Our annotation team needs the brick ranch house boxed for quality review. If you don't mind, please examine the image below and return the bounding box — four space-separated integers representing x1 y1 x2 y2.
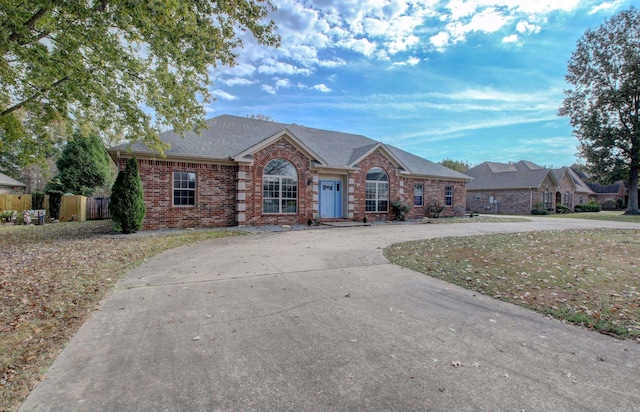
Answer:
465 161 562 215
108 115 470 230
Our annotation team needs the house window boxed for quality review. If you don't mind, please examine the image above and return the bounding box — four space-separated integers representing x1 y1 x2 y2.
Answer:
263 159 298 214
173 172 196 206
445 186 453 206
365 167 389 212
414 184 423 207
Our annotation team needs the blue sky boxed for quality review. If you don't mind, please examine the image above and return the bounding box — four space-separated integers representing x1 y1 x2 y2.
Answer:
205 0 636 168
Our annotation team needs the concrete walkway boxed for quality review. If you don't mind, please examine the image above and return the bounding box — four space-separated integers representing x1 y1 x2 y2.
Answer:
21 218 640 411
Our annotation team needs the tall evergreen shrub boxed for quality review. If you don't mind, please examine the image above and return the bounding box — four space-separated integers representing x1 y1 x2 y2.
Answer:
47 191 63 220
109 157 146 234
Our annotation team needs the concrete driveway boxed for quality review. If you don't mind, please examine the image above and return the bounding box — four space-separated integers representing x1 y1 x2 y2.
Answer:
21 218 640 411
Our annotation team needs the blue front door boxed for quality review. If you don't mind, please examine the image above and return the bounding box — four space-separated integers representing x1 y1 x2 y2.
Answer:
319 180 342 218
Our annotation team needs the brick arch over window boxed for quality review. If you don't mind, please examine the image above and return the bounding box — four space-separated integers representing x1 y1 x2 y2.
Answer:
249 138 314 225
262 158 298 214
352 150 402 222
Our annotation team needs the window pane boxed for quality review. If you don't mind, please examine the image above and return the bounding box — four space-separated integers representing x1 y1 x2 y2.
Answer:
173 172 196 206
378 200 388 212
379 183 389 200
265 159 297 176
263 199 279 214
366 167 388 181
282 199 297 213
366 200 376 212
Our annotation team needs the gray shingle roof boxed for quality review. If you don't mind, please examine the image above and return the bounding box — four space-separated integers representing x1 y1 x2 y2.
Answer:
466 161 554 190
0 172 26 187
587 181 625 194
109 114 469 181
552 167 594 194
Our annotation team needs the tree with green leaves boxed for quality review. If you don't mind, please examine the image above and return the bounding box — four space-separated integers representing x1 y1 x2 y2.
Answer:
109 157 145 234
439 158 472 173
559 7 640 215
53 132 113 196
0 0 280 169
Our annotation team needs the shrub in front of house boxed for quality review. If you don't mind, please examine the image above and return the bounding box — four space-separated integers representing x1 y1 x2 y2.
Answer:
574 200 601 213
425 201 445 218
391 199 411 221
109 157 146 234
555 204 571 214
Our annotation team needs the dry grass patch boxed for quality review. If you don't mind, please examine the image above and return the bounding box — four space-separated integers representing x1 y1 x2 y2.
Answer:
384 229 640 342
0 220 243 411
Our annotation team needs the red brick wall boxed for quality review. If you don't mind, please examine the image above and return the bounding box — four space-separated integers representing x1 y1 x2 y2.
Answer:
351 150 400 222
118 158 237 230
247 138 315 226
403 177 466 219
118 144 468 229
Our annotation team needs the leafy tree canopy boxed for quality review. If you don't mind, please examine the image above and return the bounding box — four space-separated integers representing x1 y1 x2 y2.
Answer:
439 158 472 173
0 0 280 168
53 131 113 196
559 7 640 214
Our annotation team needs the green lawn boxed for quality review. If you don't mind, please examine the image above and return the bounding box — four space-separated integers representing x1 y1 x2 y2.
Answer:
385 229 640 343
544 211 640 223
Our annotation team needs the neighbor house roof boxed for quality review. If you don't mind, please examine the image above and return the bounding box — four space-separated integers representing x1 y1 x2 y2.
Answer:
587 181 626 195
0 172 26 188
552 167 594 195
466 161 558 190
109 114 469 181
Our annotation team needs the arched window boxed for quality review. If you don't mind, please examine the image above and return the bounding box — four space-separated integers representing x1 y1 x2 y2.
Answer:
365 167 389 212
263 159 298 214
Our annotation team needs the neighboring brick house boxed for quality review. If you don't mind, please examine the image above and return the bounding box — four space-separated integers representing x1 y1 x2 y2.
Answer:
108 115 469 230
552 167 594 209
465 161 560 215
569 164 628 208
0 172 26 194
586 181 627 209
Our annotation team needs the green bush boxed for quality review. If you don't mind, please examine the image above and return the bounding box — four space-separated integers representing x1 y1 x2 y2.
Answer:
426 201 445 218
575 200 601 213
391 199 411 221
616 198 625 209
47 190 63 220
531 208 549 215
109 157 146 234
555 204 571 214
32 192 46 210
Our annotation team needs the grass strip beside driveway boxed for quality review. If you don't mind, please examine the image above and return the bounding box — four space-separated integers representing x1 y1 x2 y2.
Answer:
384 229 640 342
0 220 243 412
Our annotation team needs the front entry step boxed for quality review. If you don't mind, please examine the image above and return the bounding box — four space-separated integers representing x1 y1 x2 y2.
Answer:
320 219 371 227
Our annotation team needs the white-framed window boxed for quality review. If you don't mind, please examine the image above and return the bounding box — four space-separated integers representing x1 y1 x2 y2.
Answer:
365 167 389 212
414 184 424 207
445 186 453 206
173 172 196 206
263 159 298 214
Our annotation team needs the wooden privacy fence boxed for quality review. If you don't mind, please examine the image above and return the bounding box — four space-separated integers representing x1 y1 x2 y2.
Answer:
87 197 110 220
59 195 87 222
1 194 111 222
0 194 32 212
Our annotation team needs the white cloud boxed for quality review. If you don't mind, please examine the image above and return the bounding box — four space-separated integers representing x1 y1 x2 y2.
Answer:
390 56 421 68
588 0 625 15
222 77 256 87
502 34 519 44
262 85 276 95
275 78 292 88
311 84 332 92
210 90 237 101
516 20 540 34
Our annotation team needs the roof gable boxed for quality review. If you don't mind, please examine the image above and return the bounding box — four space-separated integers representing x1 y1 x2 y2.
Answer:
467 161 557 190
0 172 26 187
